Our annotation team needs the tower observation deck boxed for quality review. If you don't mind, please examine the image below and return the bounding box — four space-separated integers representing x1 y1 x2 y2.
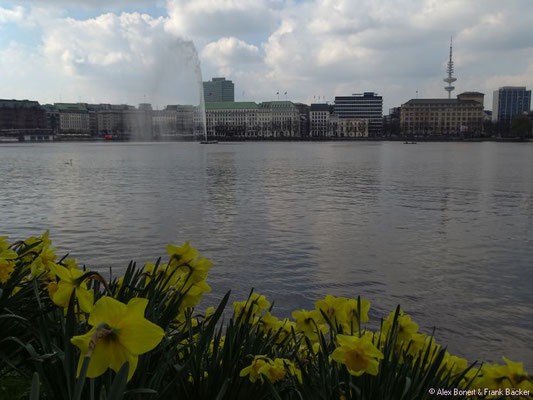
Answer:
443 38 456 99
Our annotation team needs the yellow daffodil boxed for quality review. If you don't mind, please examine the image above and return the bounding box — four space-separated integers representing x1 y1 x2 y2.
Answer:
234 293 271 318
204 306 215 319
71 296 164 381
259 358 287 383
49 263 94 313
0 247 17 284
167 241 199 267
63 258 79 270
382 309 419 343
23 231 52 253
260 312 280 333
179 257 212 283
441 352 468 376
497 357 533 391
0 236 11 251
240 356 272 383
272 319 296 343
30 247 57 278
292 309 324 340
315 295 348 325
343 298 371 329
331 334 384 376
180 280 212 309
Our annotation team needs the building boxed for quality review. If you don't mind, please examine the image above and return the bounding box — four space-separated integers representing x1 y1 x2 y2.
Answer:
205 102 261 138
259 101 300 137
55 103 90 135
203 77 235 103
96 104 128 136
42 104 60 134
123 103 153 140
334 92 383 137
293 103 310 137
0 99 47 130
310 103 332 137
383 107 401 137
400 92 484 136
336 117 368 137
492 86 531 122
0 99 51 141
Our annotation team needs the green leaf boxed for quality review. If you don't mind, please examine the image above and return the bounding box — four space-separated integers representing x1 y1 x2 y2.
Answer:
30 372 40 400
106 362 130 400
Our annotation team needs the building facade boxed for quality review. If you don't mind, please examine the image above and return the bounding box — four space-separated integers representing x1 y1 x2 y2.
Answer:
259 101 300 137
401 92 484 136
205 102 261 137
492 86 531 122
204 101 301 138
310 103 332 137
55 103 90 135
336 118 368 137
0 99 47 130
334 92 383 137
293 103 310 137
203 77 235 103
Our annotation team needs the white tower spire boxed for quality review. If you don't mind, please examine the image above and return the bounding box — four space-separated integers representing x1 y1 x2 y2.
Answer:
443 37 456 99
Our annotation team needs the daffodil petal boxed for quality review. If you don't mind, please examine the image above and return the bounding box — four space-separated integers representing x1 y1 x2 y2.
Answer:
126 297 148 318
49 263 71 281
76 287 94 313
88 296 127 327
86 339 113 379
53 282 74 307
71 328 95 354
118 317 164 355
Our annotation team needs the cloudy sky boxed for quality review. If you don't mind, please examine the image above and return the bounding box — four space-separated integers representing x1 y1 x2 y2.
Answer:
1 0 533 111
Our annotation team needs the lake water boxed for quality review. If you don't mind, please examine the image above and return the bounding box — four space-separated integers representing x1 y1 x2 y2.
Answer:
1 141 532 367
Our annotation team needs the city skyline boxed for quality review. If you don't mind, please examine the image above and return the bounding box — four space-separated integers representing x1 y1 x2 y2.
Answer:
1 1 533 110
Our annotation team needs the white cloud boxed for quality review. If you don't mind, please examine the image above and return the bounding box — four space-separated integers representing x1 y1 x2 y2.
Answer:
1 0 533 111
165 0 281 39
1 9 204 107
202 37 261 69
0 5 25 23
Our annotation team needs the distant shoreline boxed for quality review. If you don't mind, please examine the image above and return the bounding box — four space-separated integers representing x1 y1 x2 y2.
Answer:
1 136 531 144
0 136 533 144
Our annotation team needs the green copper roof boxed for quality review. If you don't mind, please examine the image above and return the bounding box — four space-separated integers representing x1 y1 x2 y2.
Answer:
54 103 88 112
259 101 295 109
205 102 258 110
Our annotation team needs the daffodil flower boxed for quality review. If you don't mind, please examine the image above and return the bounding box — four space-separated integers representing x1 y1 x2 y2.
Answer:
331 334 384 376
0 247 17 284
49 263 94 313
240 356 272 383
71 296 165 381
315 295 348 325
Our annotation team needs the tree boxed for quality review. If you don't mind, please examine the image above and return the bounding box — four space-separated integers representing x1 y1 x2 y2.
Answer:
510 114 532 139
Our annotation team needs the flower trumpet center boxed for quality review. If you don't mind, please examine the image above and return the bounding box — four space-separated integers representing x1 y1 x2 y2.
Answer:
345 349 368 372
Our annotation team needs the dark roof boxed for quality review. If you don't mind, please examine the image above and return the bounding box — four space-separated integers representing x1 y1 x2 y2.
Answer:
459 92 484 96
0 99 41 109
54 103 88 112
310 103 330 111
403 99 481 106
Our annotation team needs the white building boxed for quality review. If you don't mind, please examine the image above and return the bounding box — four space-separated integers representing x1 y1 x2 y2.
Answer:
55 103 90 135
260 101 300 137
310 103 332 137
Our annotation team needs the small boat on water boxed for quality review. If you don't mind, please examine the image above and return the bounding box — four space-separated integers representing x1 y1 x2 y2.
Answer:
403 141 417 144
200 140 218 144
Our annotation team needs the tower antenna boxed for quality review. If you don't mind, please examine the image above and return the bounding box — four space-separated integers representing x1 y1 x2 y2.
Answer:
443 37 456 99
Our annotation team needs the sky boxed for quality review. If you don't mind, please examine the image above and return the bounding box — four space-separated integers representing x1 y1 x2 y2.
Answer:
1 0 533 111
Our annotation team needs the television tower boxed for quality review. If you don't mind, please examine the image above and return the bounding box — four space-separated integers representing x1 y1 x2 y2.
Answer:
443 37 456 99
